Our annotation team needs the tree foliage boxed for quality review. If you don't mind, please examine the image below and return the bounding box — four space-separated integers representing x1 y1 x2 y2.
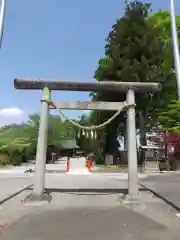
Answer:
88 1 179 158
0 113 76 165
76 114 99 153
157 101 180 133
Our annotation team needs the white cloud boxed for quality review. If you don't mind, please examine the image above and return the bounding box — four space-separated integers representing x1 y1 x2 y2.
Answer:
0 107 24 117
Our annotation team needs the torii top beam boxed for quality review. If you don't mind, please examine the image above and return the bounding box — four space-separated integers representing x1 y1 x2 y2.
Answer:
14 78 161 92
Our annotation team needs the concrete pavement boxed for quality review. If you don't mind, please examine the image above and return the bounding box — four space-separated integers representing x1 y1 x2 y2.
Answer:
0 173 180 239
0 158 67 174
0 157 91 204
0 169 172 207
2 205 178 240
0 175 32 204
141 172 180 211
1 162 180 239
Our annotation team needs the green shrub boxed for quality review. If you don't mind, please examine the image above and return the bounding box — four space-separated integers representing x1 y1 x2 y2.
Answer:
0 153 11 165
9 150 24 166
0 141 32 166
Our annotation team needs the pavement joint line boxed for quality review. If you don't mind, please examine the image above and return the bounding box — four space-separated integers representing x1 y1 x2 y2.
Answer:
140 183 180 213
0 184 33 206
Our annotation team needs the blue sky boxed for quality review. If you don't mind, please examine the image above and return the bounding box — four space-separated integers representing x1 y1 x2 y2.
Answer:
0 0 180 126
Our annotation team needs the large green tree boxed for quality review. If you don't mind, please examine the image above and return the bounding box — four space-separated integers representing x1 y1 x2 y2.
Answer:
89 1 178 161
150 10 180 133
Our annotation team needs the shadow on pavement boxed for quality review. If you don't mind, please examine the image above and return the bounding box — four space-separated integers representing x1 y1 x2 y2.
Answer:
0 205 172 240
27 186 146 195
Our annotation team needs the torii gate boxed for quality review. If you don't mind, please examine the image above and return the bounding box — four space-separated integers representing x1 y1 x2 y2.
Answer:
14 78 161 203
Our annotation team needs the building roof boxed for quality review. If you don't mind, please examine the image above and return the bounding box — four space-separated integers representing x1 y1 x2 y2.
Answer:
60 139 79 149
140 145 162 150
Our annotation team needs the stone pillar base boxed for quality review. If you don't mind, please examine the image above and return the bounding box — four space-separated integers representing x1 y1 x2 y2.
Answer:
118 193 144 210
22 192 52 206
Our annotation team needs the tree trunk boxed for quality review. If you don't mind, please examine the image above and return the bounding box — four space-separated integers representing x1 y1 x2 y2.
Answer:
124 131 128 161
138 111 147 165
139 111 147 146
